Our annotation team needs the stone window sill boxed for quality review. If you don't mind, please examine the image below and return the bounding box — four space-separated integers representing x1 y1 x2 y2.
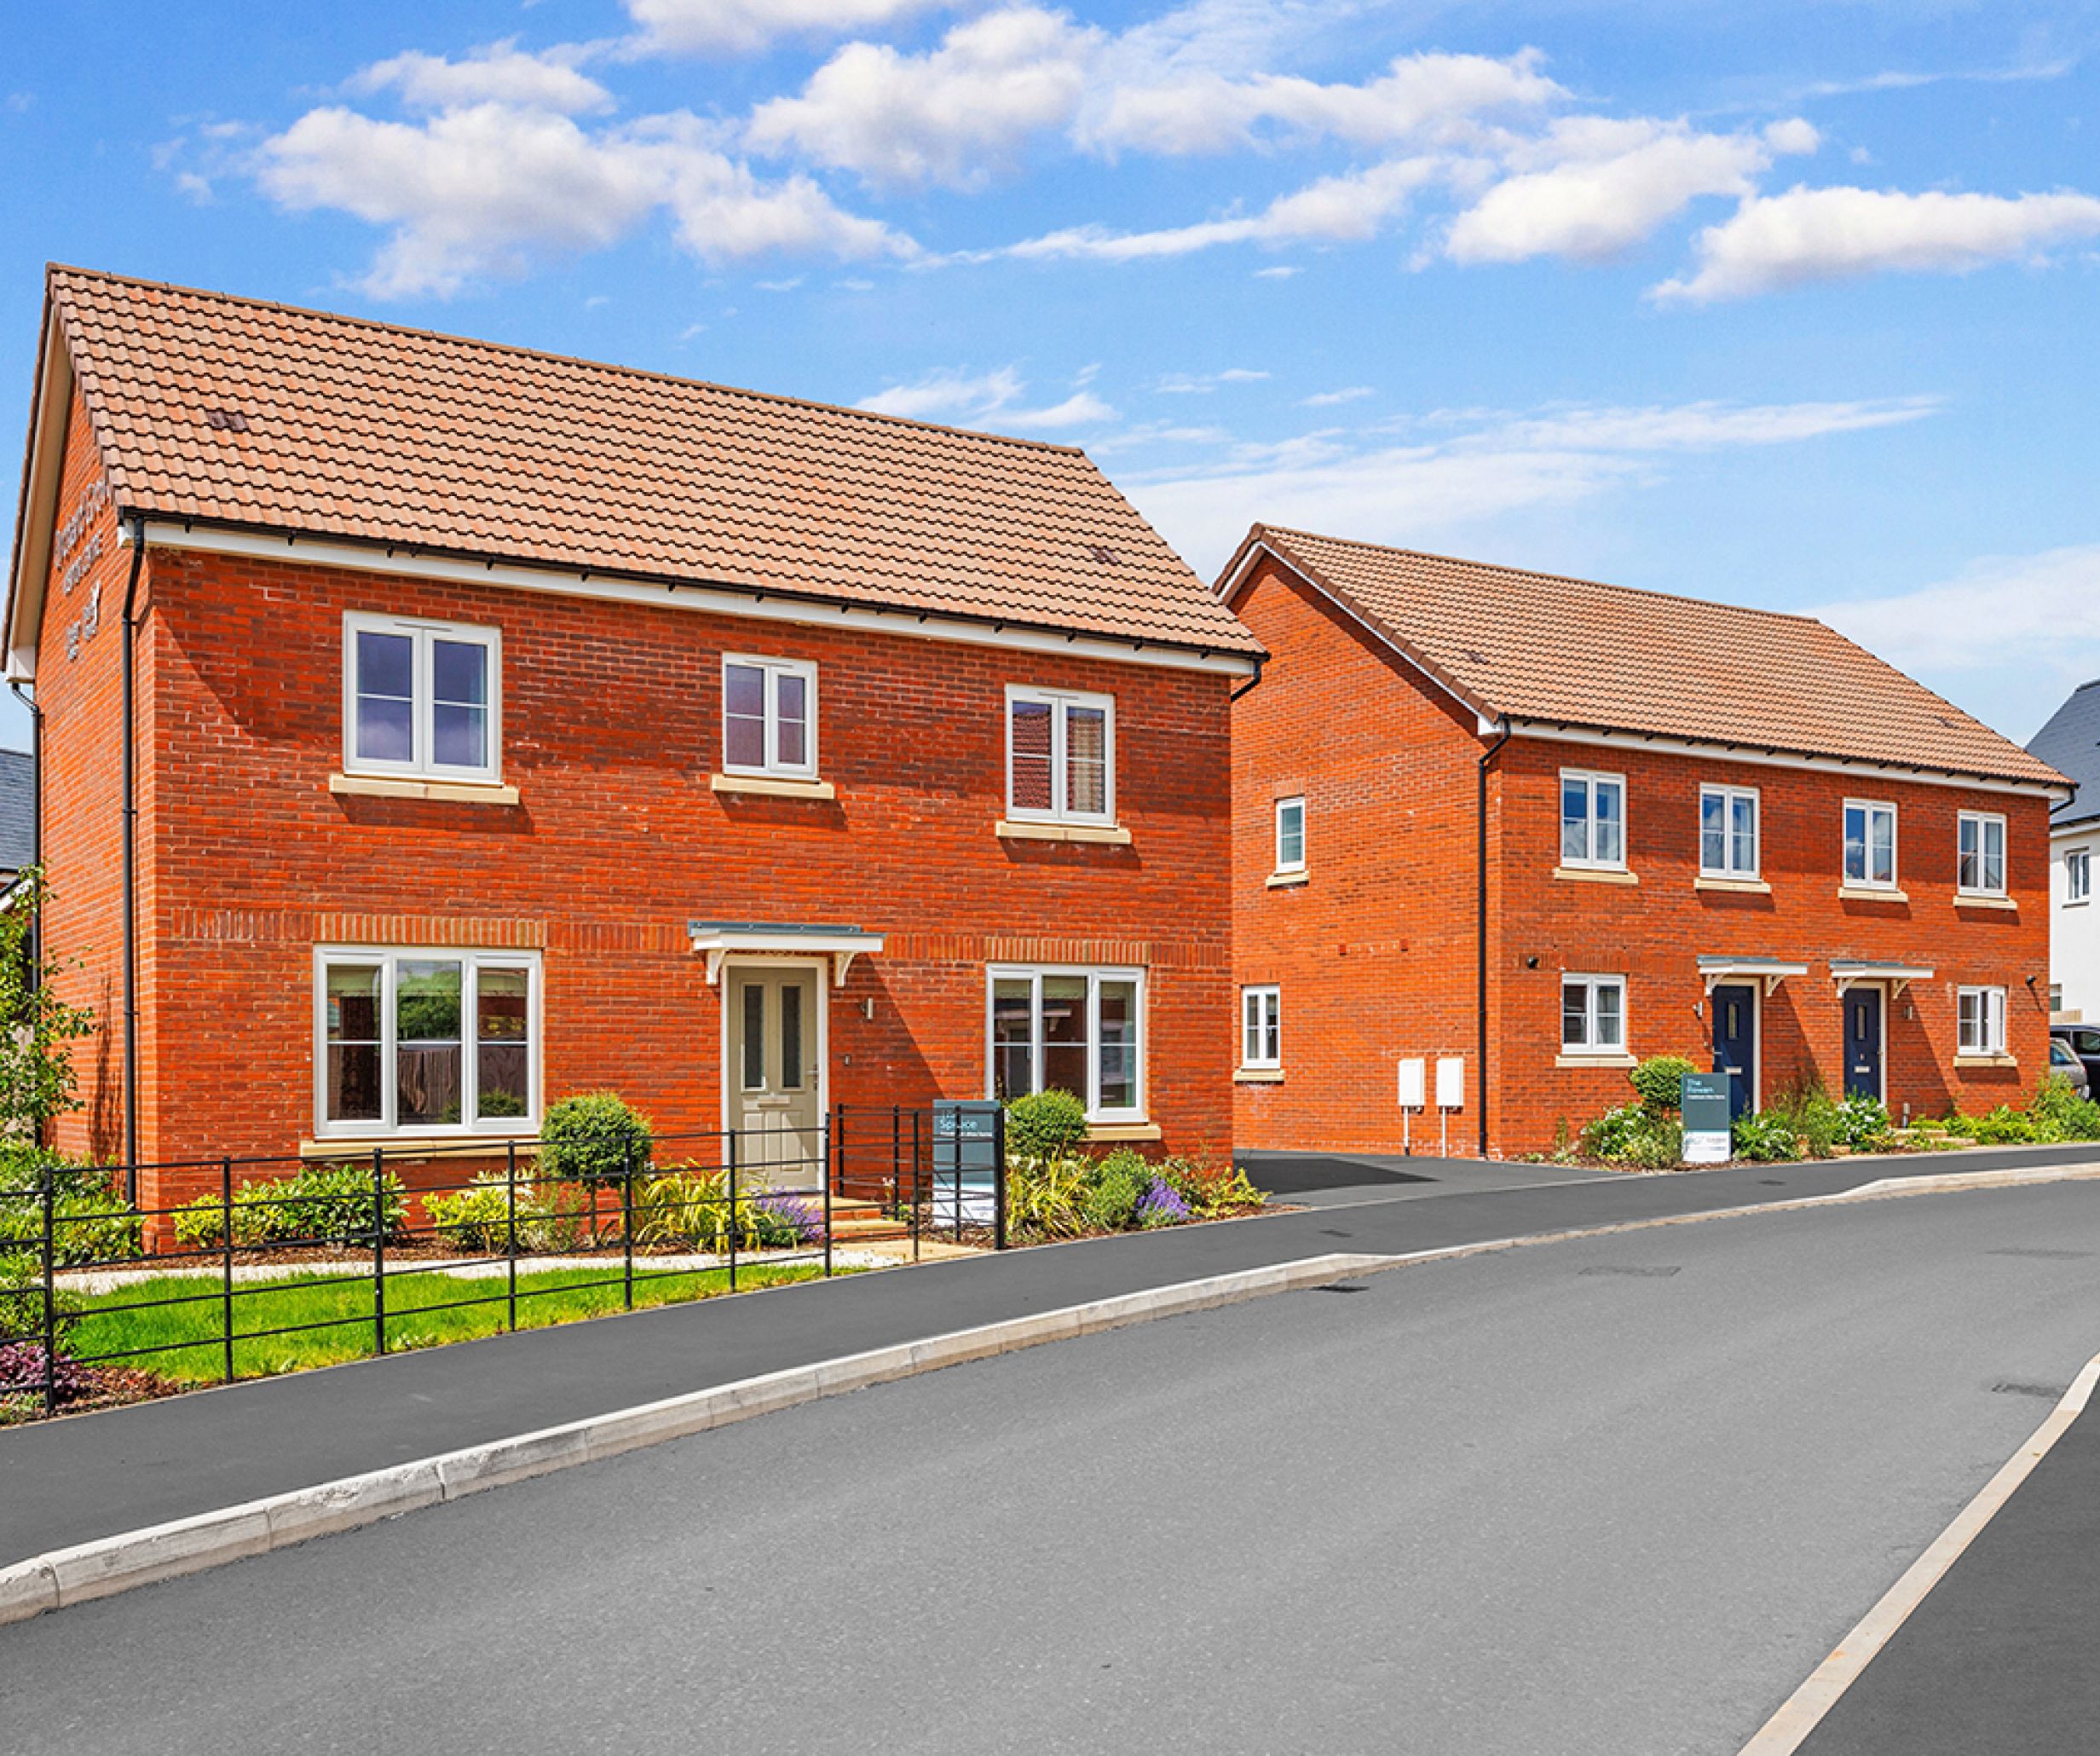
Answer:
1085 1120 1162 1142
1694 875 1771 894
330 772 519 806
711 771 835 800
1235 1067 1284 1083
1554 865 1637 887
301 1134 540 1161
1953 1054 2018 1069
1555 1053 1637 1069
1953 892 2017 910
996 819 1133 846
1266 870 1308 889
1838 885 1908 903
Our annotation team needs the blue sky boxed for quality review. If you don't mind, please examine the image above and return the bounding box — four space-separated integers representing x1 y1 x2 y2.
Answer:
4 0 2098 755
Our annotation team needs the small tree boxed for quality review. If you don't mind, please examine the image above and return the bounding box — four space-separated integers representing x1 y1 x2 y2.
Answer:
0 869 95 1143
539 1091 655 1186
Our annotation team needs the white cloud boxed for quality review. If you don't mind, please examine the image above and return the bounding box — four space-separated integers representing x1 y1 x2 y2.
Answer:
1078 47 1562 157
258 103 910 297
1001 390 1119 428
1000 155 1437 261
1654 184 2100 303
746 9 1095 188
1301 385 1372 407
1813 544 2100 740
857 365 1024 418
623 0 946 56
1253 264 1300 279
350 41 613 114
1155 367 1268 392
1123 395 1937 574
1445 116 1819 264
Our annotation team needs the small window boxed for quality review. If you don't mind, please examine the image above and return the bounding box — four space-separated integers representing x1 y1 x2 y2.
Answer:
1958 812 2007 896
1957 986 2006 1056
1843 800 1898 888
1700 786 1759 879
2067 848 2091 904
1006 687 1115 825
1274 799 1306 874
988 966 1142 1120
1561 974 1627 1055
722 655 817 778
1560 771 1626 869
343 614 500 783
316 948 538 1135
1241 986 1281 1069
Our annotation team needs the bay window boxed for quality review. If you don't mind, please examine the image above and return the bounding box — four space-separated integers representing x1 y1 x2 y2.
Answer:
989 966 1143 1121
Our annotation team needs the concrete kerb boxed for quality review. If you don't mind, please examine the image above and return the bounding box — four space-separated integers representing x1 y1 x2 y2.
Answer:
4 1158 2095 1632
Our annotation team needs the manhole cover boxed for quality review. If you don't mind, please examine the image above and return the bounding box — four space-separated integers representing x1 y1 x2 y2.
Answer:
1579 1265 1682 1278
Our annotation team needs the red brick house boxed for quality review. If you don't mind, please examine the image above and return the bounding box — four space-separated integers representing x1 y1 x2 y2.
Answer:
1224 526 2068 1157
4 267 1260 1211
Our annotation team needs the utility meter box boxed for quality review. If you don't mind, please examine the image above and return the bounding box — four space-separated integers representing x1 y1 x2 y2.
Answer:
1435 1056 1465 1111
1397 1057 1427 1109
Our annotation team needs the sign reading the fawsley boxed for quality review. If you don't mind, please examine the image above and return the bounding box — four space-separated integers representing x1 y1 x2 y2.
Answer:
1682 1072 1733 1164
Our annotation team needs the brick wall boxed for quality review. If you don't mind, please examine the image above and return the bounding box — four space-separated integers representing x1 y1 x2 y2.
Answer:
40 534 1235 1208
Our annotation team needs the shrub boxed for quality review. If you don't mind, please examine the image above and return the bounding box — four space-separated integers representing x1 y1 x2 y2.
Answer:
2028 1074 2100 1142
1007 1150 1092 1239
0 1255 80 1349
1581 1105 1647 1159
750 1193 820 1248
1082 1147 1149 1232
1961 1105 2039 1145
1628 1056 1699 1118
1622 1117 1684 1170
1732 1112 1803 1162
632 1170 736 1251
0 1170 143 1267
1834 1095 1894 1151
539 1092 655 1187
0 1341 90 1405
1004 1089 1090 1164
423 1174 557 1254
1135 1178 1191 1227
171 1165 408 1249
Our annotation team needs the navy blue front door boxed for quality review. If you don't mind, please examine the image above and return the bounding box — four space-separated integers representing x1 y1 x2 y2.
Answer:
1711 984 1757 1121
1844 987 1884 1099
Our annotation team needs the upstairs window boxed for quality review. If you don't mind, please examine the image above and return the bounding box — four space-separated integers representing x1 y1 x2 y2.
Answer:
2068 847 2091 904
1274 798 1306 874
344 614 500 783
723 655 817 778
1699 785 1759 880
1241 986 1281 1069
1957 986 2006 1056
1843 800 1898 889
1958 812 2007 897
1007 687 1115 825
1561 771 1626 869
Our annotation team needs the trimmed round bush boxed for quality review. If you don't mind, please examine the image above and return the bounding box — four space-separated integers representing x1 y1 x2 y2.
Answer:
1628 1055 1699 1118
1004 1089 1089 1163
539 1091 655 1185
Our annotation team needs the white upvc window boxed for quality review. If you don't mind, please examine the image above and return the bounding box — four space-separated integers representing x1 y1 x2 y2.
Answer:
1843 800 1899 889
314 948 540 1136
1006 686 1116 825
2068 847 2091 905
1561 769 1626 869
1561 974 1627 1055
1274 798 1306 874
1957 985 2007 1056
1241 985 1281 1069
1958 812 2007 896
723 654 817 778
1699 784 1760 879
987 966 1144 1122
343 613 500 783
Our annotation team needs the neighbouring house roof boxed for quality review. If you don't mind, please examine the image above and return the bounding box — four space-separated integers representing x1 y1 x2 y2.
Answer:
9 266 1258 666
1224 524 2065 791
2027 680 2100 827
0 747 31 875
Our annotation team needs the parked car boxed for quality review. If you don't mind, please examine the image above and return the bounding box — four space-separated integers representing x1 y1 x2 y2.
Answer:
2048 1028 2092 1097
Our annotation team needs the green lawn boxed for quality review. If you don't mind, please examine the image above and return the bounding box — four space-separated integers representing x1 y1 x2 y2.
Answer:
67 1258 844 1385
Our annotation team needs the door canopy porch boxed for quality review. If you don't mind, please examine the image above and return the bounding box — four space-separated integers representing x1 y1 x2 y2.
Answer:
687 921 885 987
1697 956 1809 997
1829 960 1934 999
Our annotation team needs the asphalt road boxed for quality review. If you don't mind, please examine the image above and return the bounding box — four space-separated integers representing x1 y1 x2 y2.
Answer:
4 1180 2096 1755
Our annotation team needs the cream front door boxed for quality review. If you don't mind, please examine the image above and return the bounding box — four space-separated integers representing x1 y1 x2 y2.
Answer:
726 966 822 1188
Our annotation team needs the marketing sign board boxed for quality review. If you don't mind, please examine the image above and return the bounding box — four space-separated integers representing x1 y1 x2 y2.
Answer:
1681 1071 1734 1164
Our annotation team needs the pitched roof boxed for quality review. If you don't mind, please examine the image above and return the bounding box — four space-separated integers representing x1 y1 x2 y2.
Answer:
2026 680 2100 824
20 266 1255 656
1229 525 2064 789
0 747 30 875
